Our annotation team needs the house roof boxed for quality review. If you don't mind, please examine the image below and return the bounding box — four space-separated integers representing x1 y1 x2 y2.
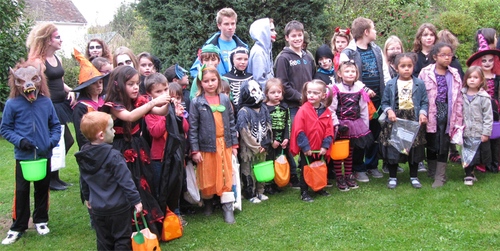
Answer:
25 0 87 24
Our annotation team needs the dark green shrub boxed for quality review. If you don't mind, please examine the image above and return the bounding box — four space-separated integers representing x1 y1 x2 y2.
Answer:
0 0 31 110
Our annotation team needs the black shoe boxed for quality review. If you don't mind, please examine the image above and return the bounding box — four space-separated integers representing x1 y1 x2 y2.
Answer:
49 180 67 191
264 185 277 195
57 179 73 186
301 191 314 202
315 189 331 197
271 183 283 193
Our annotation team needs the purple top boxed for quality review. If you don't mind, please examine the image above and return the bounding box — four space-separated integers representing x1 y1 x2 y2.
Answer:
436 73 448 103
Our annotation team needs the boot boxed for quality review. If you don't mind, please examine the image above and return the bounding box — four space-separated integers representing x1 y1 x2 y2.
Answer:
222 203 235 224
49 172 67 191
203 199 213 216
432 162 447 188
427 159 437 178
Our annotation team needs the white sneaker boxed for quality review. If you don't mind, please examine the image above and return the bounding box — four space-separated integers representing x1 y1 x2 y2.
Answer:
1 230 22 245
35 223 50 235
249 197 261 203
257 194 269 201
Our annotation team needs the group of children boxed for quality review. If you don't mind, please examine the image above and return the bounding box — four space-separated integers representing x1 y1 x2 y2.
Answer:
3 13 500 250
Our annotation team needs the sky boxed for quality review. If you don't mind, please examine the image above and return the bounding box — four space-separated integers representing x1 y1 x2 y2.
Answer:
71 0 137 26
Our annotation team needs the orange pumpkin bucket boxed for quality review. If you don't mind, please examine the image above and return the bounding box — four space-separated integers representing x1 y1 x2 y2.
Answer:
330 140 350 160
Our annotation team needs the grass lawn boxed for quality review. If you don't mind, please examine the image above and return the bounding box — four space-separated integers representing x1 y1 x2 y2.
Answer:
1 125 500 250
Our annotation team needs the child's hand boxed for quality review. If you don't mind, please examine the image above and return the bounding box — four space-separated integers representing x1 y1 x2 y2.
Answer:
85 201 91 209
153 93 170 106
193 152 203 163
232 148 238 157
281 139 289 149
481 135 489 142
272 140 280 149
259 147 266 153
320 147 327 156
175 104 184 117
387 110 397 122
135 202 143 214
419 114 428 125
304 150 312 156
367 89 376 98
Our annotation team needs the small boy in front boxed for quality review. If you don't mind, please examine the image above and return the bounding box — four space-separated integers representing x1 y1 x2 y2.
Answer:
74 111 142 251
274 20 315 123
339 17 391 182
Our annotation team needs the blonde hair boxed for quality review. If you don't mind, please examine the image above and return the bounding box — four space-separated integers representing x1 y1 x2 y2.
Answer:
264 78 284 102
331 29 353 54
26 23 58 61
216 8 237 24
384 35 404 65
437 30 459 53
301 79 333 107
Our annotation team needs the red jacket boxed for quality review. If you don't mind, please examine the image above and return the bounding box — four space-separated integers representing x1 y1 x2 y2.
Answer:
145 114 167 160
290 102 334 158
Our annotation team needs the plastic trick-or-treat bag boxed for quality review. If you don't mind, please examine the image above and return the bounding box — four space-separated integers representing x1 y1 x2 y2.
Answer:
388 118 420 155
461 137 482 168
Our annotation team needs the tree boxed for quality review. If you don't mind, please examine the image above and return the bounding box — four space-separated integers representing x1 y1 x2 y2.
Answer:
111 2 151 56
0 0 32 110
137 0 328 72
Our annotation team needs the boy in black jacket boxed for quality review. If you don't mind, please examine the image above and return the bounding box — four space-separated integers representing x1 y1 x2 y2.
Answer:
74 111 142 251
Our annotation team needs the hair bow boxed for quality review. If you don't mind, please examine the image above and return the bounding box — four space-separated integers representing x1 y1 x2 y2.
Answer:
197 64 207 81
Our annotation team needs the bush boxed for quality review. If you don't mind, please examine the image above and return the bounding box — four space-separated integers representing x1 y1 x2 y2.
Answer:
436 11 477 66
61 56 80 89
137 0 328 71
0 0 32 110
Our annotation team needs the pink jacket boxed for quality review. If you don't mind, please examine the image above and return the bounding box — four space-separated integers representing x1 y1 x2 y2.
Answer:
418 64 463 134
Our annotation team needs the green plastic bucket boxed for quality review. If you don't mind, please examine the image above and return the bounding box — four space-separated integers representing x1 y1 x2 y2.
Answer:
253 160 275 182
20 159 47 181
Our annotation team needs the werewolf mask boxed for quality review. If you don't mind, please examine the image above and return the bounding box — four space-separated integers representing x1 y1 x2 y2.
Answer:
10 65 42 102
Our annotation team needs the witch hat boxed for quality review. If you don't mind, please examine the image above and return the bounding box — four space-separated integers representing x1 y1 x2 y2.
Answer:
72 48 108 92
466 33 500 75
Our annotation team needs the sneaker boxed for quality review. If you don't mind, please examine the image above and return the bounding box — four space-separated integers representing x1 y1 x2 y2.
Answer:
249 197 261 204
1 231 22 245
301 191 314 202
354 171 369 182
336 175 350 191
367 169 383 178
410 178 422 188
464 176 476 186
387 178 397 189
345 173 359 189
325 182 334 188
264 185 277 195
35 223 49 235
257 194 269 201
397 166 404 173
289 174 301 189
382 165 389 174
315 189 331 197
417 162 427 172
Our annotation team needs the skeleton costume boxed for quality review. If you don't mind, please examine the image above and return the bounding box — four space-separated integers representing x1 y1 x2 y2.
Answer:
236 80 272 199
223 47 253 109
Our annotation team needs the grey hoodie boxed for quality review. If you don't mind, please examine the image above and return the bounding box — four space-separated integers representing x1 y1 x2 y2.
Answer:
248 18 274 90
462 87 493 138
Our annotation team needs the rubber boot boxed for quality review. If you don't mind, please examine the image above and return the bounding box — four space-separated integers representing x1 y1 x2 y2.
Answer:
203 199 213 216
427 159 437 178
432 162 447 188
50 171 67 191
222 203 235 224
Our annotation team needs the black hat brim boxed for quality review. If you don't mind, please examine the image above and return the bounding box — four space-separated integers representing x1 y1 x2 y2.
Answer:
466 49 500 67
72 74 108 92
